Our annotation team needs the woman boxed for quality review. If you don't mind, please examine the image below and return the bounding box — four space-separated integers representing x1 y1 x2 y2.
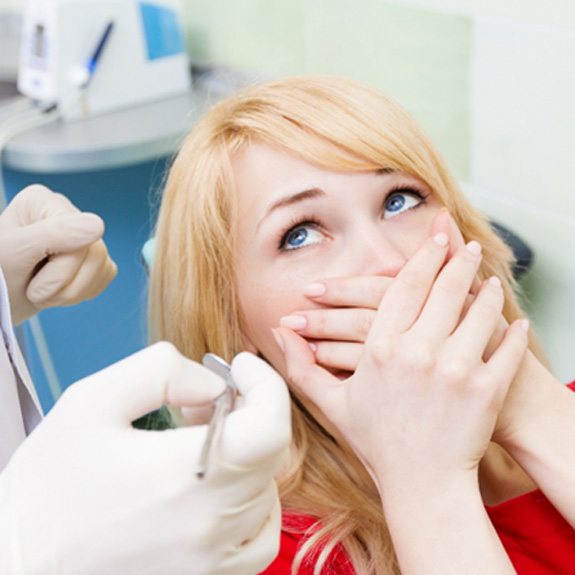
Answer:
149 76 575 574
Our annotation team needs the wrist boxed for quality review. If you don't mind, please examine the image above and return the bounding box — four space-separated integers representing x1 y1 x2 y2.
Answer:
495 362 569 455
380 473 516 574
378 469 481 519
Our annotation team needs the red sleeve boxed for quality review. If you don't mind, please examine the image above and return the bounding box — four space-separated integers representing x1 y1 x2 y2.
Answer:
484 380 575 574
260 530 302 574
260 514 355 574
264 383 575 575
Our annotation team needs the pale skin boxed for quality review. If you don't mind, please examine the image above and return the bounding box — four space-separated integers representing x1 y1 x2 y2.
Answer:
233 142 535 573
275 213 575 528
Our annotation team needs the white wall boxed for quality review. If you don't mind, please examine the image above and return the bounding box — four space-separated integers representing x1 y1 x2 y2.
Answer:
467 15 575 380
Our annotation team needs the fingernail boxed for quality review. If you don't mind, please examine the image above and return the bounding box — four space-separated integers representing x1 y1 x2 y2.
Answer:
488 276 501 288
519 319 530 332
466 240 482 255
433 233 449 246
271 328 285 352
280 315 307 330
303 283 326 297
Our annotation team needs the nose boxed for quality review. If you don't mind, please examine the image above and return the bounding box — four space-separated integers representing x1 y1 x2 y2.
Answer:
347 228 407 277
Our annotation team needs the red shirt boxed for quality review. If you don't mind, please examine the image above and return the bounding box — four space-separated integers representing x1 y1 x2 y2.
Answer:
262 382 575 574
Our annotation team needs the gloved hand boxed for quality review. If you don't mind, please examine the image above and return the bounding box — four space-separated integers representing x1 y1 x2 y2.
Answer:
0 343 291 575
0 184 117 324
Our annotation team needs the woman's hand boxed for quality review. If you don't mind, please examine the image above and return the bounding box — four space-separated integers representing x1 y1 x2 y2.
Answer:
280 273 387 374
280 215 551 451
283 212 575 529
275 210 529 574
274 215 529 492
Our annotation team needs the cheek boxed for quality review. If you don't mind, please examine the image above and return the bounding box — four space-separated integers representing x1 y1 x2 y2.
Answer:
237 270 309 351
391 206 441 258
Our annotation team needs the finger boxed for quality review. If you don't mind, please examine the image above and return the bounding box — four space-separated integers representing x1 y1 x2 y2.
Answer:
71 342 226 422
446 211 466 258
217 481 280 548
15 212 104 266
314 340 363 373
3 185 78 225
482 319 529 403
411 241 482 344
219 353 291 468
303 275 389 308
445 277 504 364
447 212 482 294
368 230 449 339
217 494 282 575
273 327 343 424
27 249 89 304
36 240 117 306
280 307 375 342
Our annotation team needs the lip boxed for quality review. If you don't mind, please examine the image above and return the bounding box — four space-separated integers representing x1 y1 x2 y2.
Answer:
328 368 353 381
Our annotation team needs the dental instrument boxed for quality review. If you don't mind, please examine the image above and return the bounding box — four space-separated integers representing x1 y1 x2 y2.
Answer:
196 353 238 479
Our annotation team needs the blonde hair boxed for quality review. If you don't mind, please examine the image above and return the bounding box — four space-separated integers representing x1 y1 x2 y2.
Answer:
149 76 541 574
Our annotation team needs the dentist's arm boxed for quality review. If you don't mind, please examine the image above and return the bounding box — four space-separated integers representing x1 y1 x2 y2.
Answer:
0 184 117 324
0 343 290 575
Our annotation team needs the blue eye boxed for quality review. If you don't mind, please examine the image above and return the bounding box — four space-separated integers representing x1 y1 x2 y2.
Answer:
280 222 323 251
384 190 425 220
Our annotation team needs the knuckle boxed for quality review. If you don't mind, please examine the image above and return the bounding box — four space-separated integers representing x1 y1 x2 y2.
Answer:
355 311 374 338
436 275 468 296
313 312 327 334
368 338 394 366
480 297 504 318
398 268 425 291
410 343 436 372
472 368 497 389
440 358 470 384
150 340 181 364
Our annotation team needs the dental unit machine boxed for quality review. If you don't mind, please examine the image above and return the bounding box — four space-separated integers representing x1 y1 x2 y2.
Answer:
17 0 191 120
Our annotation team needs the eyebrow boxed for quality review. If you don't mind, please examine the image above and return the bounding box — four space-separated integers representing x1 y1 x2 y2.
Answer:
258 187 325 229
256 168 396 230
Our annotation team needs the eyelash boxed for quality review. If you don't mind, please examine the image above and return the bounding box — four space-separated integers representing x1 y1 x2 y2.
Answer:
386 185 429 211
277 185 430 251
277 215 322 250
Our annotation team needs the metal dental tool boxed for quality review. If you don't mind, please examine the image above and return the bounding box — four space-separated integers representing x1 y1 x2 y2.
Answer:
195 353 238 479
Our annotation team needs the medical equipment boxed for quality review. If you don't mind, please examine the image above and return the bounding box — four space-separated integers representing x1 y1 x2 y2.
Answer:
17 0 191 120
196 353 238 479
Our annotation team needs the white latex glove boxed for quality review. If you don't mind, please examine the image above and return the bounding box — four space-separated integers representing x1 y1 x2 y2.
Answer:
0 184 117 324
0 343 291 575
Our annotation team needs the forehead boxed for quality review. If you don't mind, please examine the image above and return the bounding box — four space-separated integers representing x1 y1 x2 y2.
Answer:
231 141 379 205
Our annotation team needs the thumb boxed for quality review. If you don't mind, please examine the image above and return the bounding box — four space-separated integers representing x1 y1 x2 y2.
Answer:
16 213 104 266
231 352 291 414
69 342 226 423
220 352 292 467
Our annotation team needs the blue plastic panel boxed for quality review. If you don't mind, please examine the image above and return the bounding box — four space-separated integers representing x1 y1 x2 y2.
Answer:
139 2 185 60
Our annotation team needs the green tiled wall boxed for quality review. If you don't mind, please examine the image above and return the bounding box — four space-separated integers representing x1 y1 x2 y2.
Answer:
182 0 472 180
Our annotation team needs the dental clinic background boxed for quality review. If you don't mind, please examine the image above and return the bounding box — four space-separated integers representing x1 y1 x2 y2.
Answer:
1 0 574 408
